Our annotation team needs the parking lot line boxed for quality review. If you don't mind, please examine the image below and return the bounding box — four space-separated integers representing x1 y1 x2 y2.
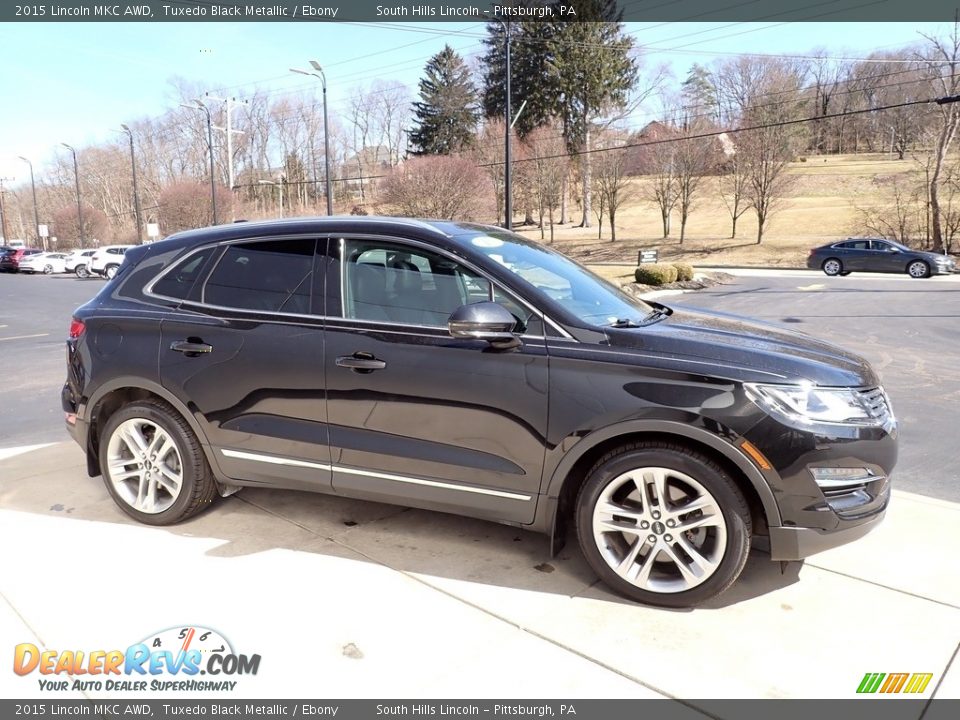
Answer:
0 333 49 342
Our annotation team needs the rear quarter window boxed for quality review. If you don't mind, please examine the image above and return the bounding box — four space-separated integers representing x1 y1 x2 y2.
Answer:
150 248 217 301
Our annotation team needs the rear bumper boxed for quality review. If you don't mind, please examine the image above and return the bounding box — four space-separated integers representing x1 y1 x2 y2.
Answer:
768 505 886 560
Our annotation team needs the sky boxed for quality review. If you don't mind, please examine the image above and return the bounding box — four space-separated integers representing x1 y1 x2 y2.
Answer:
0 20 949 184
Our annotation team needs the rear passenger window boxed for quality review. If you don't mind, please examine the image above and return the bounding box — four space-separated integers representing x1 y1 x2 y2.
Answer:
151 248 215 301
203 239 315 314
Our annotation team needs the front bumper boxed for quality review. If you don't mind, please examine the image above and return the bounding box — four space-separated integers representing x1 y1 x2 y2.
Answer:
768 503 887 560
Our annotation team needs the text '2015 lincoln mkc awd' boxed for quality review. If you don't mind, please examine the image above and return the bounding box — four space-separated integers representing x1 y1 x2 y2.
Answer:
63 217 897 607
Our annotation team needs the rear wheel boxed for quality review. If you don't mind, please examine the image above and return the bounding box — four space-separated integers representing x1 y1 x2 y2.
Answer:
907 260 930 278
576 442 751 608
75 264 89 279
99 399 218 525
822 258 843 276
104 264 119 279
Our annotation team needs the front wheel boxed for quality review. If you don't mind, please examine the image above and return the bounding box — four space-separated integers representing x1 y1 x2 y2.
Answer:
75 264 89 279
907 260 930 278
43 264 54 274
576 442 752 608
99 399 218 525
822 258 843 276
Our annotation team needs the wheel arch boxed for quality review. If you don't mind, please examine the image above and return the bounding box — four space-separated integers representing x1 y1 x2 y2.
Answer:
82 378 219 479
540 421 781 555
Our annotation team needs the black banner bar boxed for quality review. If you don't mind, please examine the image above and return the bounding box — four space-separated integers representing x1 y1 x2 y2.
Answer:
2 0 960 23
1 700 959 720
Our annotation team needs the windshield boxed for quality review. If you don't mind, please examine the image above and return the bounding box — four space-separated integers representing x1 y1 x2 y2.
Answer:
460 229 654 326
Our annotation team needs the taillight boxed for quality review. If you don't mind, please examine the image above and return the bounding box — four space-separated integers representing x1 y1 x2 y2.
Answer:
69 318 86 340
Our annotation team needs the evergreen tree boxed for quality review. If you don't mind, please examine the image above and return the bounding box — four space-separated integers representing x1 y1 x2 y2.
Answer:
409 45 479 155
680 64 719 126
481 19 559 139
548 0 637 227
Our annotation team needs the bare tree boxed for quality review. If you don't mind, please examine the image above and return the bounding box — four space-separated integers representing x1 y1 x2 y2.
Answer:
525 125 569 242
380 155 492 220
738 125 797 244
718 147 750 238
671 122 720 242
472 119 508 226
592 130 634 242
919 23 960 252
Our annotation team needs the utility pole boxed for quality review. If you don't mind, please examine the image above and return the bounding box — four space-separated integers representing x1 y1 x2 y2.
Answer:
17 158 42 250
181 101 218 225
119 125 144 243
0 177 13 242
206 93 247 218
61 144 85 248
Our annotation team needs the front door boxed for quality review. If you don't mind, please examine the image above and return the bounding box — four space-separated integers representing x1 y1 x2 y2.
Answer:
322 236 549 525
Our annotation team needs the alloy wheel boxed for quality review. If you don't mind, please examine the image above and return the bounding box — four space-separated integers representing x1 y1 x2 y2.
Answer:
105 418 184 514
591 466 728 594
908 261 929 278
823 259 841 276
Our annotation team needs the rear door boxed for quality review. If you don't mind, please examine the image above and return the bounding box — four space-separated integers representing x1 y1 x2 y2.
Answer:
157 236 332 492
322 235 549 525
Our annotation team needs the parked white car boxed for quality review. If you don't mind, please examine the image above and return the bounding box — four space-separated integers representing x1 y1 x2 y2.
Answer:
89 245 134 279
65 249 98 277
18 252 69 274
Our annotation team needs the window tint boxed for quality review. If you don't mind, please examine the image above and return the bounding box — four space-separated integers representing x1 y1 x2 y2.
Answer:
843 240 869 250
204 239 315 314
343 239 486 328
341 239 539 333
151 248 216 301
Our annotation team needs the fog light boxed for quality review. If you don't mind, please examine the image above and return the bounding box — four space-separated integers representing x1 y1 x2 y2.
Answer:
810 467 875 488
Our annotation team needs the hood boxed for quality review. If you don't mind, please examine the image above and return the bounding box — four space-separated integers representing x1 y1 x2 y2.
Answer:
604 306 878 387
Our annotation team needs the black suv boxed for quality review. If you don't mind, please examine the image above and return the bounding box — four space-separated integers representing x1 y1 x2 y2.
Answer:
63 218 897 607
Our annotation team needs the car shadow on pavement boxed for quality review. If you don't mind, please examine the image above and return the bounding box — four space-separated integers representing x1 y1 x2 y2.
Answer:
0 442 801 611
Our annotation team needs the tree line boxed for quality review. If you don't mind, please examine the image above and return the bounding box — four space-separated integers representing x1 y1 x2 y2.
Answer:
3 5 960 253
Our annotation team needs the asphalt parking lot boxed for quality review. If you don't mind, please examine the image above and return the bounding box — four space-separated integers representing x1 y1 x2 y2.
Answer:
1 268 958 705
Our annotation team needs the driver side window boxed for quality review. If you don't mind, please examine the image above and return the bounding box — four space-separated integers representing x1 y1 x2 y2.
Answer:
340 239 541 333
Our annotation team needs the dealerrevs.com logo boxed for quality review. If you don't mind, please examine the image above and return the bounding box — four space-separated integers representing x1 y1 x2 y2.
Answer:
13 626 261 692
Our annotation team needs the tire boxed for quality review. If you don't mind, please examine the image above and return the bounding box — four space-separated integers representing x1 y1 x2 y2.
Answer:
822 258 843 276
838 271 851 276
104 264 119 280
43 264 54 274
576 441 752 608
907 260 930 278
76 264 89 279
98 399 218 525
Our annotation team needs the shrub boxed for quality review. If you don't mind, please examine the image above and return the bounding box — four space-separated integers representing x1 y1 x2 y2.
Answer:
672 262 695 281
634 264 678 285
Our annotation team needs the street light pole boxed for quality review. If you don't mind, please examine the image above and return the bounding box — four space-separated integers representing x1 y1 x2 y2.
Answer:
484 16 512 230
181 100 218 225
291 61 333 215
17 157 42 250
119 125 144 243
61 143 85 248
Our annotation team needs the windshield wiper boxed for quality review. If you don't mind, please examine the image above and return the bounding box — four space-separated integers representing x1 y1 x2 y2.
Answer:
639 306 671 325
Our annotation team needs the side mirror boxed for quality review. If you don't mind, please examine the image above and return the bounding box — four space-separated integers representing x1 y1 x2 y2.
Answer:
448 302 522 350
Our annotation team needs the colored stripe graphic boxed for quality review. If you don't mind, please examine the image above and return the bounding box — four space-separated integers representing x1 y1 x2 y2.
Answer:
858 673 885 693
903 674 933 694
857 672 934 694
880 673 909 693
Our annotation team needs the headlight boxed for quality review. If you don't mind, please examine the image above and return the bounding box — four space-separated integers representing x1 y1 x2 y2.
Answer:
745 382 887 428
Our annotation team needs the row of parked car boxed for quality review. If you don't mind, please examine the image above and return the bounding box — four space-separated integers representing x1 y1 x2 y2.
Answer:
0 245 133 278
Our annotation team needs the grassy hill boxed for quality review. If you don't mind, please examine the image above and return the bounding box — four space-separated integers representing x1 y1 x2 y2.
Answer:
512 153 924 268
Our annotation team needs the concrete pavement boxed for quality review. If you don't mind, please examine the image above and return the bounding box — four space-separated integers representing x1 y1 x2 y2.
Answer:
1 442 957 707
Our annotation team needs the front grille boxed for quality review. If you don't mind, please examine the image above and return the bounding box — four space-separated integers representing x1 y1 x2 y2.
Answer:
859 387 892 423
